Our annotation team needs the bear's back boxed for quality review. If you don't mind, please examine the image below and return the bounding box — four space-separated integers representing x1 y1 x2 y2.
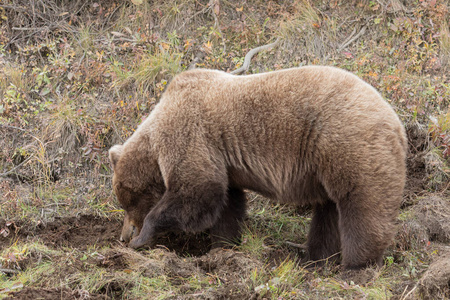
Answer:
132 67 406 202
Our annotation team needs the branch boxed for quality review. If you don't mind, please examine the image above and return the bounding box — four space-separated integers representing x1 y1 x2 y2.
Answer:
210 1 226 55
337 25 367 52
0 268 20 274
0 155 34 177
285 241 307 249
0 124 46 177
0 124 44 146
231 38 281 75
188 51 206 70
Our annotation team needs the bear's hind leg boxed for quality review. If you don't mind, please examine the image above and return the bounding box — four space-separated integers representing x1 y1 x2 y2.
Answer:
210 187 247 248
307 199 341 266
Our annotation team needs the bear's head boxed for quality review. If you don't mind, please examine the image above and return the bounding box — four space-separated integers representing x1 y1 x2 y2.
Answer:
109 144 165 243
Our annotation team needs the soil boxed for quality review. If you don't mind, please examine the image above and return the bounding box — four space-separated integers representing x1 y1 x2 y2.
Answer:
404 123 430 204
0 215 211 254
155 231 212 257
415 196 450 243
0 215 123 251
417 250 450 299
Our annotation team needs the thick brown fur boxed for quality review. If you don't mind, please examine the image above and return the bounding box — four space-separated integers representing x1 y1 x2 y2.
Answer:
109 66 407 270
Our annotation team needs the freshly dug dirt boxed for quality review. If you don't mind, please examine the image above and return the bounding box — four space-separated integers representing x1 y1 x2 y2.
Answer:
404 124 429 203
95 250 128 270
155 231 211 257
417 250 450 299
195 248 263 279
0 215 212 255
395 195 450 252
0 215 122 251
192 248 263 299
414 196 450 243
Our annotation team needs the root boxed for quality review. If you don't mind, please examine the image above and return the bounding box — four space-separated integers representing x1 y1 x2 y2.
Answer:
285 240 307 249
231 38 281 75
0 268 20 274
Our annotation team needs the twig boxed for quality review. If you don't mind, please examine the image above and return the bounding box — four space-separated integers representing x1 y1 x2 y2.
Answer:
0 268 20 274
98 173 113 178
111 119 124 144
337 25 367 52
102 4 122 31
107 253 124 259
43 202 69 207
0 124 48 177
302 252 341 269
0 155 34 177
181 2 210 28
188 51 206 70
209 0 226 55
12 27 43 31
231 38 281 75
400 284 417 300
111 37 139 43
285 241 307 249
438 180 450 194
1 124 43 145
399 284 409 299
338 27 357 49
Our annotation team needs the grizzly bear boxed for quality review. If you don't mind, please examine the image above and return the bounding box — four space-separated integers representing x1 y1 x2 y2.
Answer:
109 66 407 270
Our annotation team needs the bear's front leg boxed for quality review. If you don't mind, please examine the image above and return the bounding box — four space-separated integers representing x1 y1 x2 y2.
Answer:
129 181 227 249
209 187 247 247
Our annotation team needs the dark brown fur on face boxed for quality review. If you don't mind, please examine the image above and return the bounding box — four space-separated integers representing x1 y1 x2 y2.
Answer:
109 66 407 270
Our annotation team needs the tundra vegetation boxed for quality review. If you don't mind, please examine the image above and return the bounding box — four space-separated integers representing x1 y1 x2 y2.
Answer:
0 0 449 299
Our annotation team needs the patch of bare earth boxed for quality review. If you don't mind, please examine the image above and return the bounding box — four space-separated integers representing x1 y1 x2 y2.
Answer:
414 196 450 243
417 249 450 299
404 124 429 203
155 231 211 257
0 215 122 251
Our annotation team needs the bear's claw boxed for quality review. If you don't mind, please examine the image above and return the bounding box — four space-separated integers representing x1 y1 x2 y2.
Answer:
128 236 147 249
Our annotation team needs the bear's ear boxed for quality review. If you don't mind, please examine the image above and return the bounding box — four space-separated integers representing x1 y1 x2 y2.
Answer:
109 145 123 171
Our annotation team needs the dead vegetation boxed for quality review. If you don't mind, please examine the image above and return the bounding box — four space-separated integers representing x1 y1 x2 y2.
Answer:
0 0 449 299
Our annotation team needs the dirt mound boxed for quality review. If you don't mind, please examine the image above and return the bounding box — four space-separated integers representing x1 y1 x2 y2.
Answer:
195 248 263 279
417 250 450 299
404 124 429 203
404 123 449 204
414 196 450 243
395 196 450 252
192 249 262 299
0 215 122 250
95 250 128 270
5 288 108 300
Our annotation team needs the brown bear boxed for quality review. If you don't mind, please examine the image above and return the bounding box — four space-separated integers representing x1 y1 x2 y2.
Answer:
109 66 407 270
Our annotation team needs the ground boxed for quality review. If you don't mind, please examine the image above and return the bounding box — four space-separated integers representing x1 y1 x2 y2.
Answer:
0 0 449 299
